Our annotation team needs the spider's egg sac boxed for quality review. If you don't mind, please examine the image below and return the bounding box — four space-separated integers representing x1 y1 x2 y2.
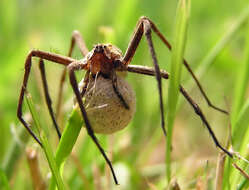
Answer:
77 75 136 134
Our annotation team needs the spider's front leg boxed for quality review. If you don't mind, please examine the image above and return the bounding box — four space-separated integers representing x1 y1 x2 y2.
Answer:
120 16 232 157
17 50 75 145
122 17 228 136
67 62 119 185
127 17 228 114
122 17 166 136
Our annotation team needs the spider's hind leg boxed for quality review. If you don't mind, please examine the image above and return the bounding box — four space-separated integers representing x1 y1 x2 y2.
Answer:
179 86 233 157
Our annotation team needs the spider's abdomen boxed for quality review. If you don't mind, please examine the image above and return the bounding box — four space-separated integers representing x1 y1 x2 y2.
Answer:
79 75 136 134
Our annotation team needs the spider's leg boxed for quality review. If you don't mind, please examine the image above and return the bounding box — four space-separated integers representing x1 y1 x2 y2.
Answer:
179 86 232 157
80 70 90 97
73 70 90 105
17 50 76 146
111 71 129 109
68 30 89 57
123 16 228 115
56 31 89 119
56 68 67 119
126 64 233 157
147 17 228 114
39 59 61 139
127 65 169 79
122 18 166 136
67 62 118 185
143 21 166 136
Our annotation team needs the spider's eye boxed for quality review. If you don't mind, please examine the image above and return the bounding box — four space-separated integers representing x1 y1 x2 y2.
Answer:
94 45 104 53
103 45 107 49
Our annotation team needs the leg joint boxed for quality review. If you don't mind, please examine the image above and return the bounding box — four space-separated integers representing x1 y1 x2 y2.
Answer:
139 16 150 22
72 30 80 36
17 109 22 119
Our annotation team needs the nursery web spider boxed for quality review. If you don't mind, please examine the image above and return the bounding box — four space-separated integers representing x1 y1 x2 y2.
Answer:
17 16 232 184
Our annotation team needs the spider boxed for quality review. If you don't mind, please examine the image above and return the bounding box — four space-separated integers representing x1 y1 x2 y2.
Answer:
17 16 232 185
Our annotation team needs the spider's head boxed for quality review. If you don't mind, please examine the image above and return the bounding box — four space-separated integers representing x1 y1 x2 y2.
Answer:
87 44 123 76
93 43 122 60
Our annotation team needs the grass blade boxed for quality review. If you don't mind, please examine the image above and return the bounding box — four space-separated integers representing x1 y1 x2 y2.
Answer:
25 92 65 190
178 5 249 109
196 5 249 81
231 19 249 126
223 19 249 190
0 168 10 190
232 98 249 150
49 108 83 190
237 178 249 190
111 0 139 46
166 0 190 182
2 125 29 179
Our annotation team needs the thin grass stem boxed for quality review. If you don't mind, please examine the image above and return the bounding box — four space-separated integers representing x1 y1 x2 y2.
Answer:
166 0 190 183
25 92 65 190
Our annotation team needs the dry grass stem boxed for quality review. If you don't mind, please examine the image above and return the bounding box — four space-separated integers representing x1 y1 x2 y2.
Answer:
93 163 103 190
215 152 226 190
26 147 46 190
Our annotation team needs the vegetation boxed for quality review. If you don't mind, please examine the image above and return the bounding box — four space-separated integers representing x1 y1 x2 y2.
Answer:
0 0 248 189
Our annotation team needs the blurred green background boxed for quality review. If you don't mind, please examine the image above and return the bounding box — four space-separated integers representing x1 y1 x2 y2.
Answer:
0 0 249 189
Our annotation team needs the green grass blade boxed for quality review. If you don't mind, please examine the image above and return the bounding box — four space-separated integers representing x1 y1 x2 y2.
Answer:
111 0 139 46
25 92 65 190
165 0 190 182
223 20 249 190
2 125 29 179
81 0 107 43
231 23 249 128
230 105 249 189
196 5 249 81
55 109 83 169
232 99 249 150
0 168 10 190
237 178 249 190
179 5 249 109
49 108 83 190
229 98 249 189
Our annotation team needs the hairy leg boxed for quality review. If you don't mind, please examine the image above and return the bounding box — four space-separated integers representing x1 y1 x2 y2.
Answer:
127 64 232 157
122 16 228 114
39 59 61 138
17 50 77 145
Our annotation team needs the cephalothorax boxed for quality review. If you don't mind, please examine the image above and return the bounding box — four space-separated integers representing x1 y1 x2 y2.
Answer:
83 44 123 75
17 16 232 185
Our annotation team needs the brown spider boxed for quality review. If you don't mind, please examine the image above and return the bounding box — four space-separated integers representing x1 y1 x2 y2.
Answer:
17 16 232 184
